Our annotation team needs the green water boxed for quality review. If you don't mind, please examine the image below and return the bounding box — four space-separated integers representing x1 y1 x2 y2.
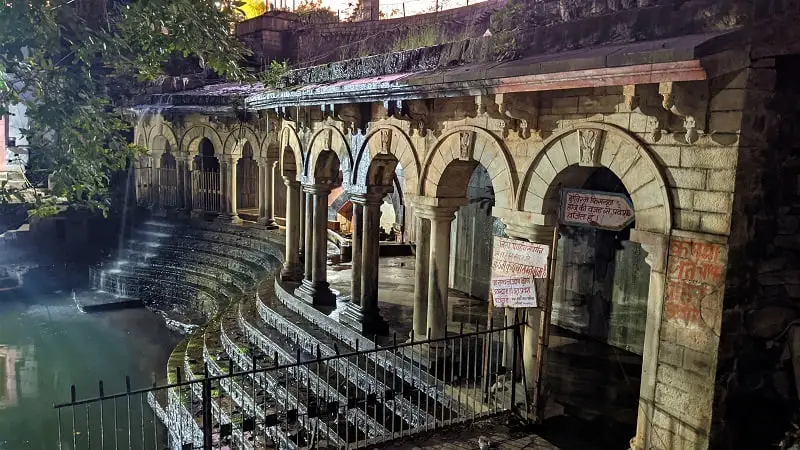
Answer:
0 288 180 449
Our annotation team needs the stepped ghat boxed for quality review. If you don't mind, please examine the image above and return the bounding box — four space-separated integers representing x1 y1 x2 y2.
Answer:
113 0 800 449
82 216 516 450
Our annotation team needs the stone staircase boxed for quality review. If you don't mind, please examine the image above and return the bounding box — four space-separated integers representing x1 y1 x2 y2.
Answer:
102 218 487 449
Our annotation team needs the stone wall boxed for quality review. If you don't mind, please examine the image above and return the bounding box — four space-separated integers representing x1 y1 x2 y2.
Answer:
235 1 502 68
714 56 800 449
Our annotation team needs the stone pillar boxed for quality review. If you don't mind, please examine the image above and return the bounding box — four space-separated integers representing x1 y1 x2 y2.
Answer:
183 155 193 213
417 205 459 343
303 190 314 282
151 153 164 215
299 189 306 260
295 185 336 306
176 154 189 212
223 156 241 223
342 193 388 334
350 202 363 307
280 177 303 281
258 160 278 228
411 216 431 341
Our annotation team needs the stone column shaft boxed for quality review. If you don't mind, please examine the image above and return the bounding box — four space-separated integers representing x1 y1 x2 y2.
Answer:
426 210 456 341
342 193 388 334
312 191 329 285
303 190 314 282
299 190 306 258
350 202 363 307
257 162 266 217
281 177 302 281
360 198 382 314
258 161 277 227
412 217 431 340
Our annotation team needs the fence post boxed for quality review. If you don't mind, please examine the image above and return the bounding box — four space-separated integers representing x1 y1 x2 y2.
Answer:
510 318 520 416
202 364 213 450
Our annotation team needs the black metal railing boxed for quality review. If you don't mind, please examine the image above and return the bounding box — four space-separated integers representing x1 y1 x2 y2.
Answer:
55 317 527 449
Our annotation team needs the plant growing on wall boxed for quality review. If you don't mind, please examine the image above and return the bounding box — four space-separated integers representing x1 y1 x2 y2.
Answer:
0 0 253 216
262 59 290 88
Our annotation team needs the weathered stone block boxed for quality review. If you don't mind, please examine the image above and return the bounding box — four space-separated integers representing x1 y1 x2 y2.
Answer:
676 327 718 354
629 113 648 133
551 97 579 114
578 95 620 114
666 168 706 190
683 348 714 377
693 191 733 214
699 212 731 235
707 169 736 192
675 209 701 231
651 145 681 167
658 340 685 367
602 112 630 129
630 181 663 210
670 188 694 210
710 89 747 112
747 69 778 91
622 158 656 193
654 381 711 430
533 153 557 184
709 111 744 134
681 147 737 170
546 142 569 173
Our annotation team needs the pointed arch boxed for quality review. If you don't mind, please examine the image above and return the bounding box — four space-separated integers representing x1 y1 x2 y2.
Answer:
352 125 420 196
517 122 672 234
420 125 517 211
181 125 224 157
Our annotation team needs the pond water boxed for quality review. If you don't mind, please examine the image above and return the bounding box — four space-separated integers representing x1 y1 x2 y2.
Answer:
0 281 180 449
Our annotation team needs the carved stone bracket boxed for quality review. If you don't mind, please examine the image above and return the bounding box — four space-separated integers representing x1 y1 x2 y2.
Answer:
476 93 540 139
623 84 670 144
332 103 367 135
385 99 430 136
659 81 708 145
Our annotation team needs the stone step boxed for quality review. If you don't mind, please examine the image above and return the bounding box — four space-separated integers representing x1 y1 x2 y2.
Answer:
251 295 437 432
216 309 350 448
237 300 397 441
183 324 253 450
272 282 473 420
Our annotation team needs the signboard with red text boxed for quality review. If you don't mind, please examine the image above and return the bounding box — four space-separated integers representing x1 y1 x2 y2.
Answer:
490 237 549 308
560 188 634 231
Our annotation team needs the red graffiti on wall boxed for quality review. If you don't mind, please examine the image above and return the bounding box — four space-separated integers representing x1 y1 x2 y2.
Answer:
664 239 725 326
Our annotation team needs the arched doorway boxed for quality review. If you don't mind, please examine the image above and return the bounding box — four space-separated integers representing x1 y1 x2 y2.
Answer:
236 142 259 211
192 138 221 213
158 143 178 208
544 167 649 448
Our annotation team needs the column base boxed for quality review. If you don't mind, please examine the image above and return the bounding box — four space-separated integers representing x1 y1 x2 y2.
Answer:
340 302 389 336
257 217 279 229
217 213 242 224
280 264 303 282
294 279 336 306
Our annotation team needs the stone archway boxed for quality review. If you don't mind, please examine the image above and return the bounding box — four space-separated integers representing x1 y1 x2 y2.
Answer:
517 123 671 234
515 123 673 450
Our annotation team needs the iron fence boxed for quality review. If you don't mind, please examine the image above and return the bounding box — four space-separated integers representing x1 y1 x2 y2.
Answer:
54 317 527 449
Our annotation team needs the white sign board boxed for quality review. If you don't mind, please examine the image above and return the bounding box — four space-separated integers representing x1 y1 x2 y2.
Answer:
490 237 549 308
560 188 634 231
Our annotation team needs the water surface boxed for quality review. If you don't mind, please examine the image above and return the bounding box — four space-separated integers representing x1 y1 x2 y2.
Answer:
0 285 180 449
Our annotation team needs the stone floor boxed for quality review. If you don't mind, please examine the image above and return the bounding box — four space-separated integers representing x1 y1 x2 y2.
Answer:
324 253 642 449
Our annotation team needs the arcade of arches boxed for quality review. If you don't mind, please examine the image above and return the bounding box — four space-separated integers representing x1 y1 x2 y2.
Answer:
135 70 761 449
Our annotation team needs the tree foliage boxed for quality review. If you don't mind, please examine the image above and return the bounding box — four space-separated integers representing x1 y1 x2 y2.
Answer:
0 0 253 216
